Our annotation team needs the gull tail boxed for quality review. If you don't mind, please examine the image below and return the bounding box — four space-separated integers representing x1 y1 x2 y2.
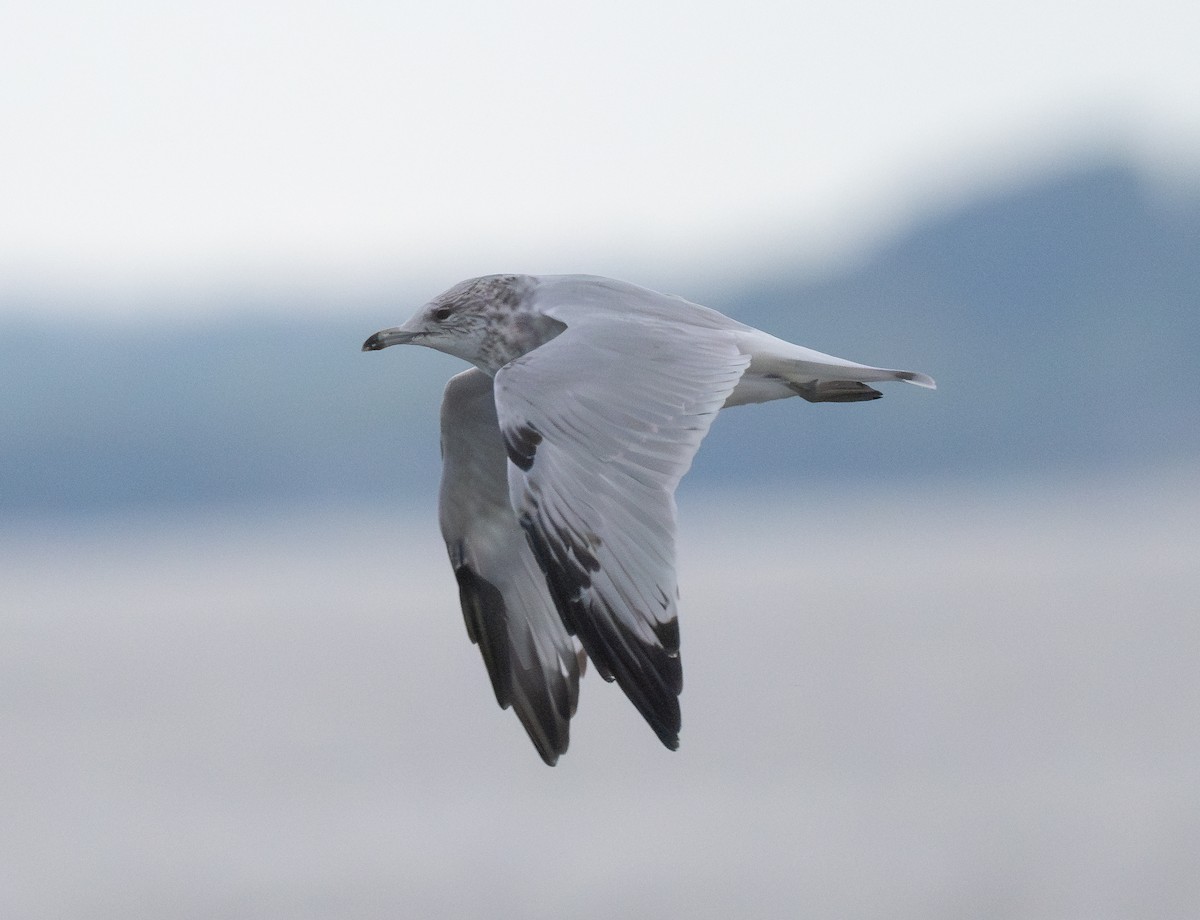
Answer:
789 368 935 403
727 329 936 408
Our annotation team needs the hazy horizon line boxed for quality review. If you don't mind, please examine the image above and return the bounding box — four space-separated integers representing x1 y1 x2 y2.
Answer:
3 138 1195 320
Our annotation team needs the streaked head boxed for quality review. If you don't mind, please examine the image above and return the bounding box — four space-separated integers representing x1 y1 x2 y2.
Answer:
361 275 522 357
363 274 563 373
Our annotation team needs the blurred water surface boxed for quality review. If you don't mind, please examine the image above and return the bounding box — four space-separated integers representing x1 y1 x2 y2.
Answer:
3 469 1197 919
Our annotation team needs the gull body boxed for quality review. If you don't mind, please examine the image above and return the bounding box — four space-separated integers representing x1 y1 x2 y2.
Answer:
365 273 934 764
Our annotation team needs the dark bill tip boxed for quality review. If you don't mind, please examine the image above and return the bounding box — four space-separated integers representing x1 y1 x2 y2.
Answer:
362 327 419 351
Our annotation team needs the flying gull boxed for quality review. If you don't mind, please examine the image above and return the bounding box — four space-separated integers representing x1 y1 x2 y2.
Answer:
363 274 934 764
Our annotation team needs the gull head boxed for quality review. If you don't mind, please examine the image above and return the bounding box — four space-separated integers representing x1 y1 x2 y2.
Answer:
363 274 564 373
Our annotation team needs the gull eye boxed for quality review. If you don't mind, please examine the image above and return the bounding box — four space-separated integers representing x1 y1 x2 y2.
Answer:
433 306 453 322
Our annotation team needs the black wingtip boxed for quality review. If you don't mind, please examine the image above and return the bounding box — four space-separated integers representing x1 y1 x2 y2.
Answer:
658 729 680 751
362 332 386 351
650 699 682 750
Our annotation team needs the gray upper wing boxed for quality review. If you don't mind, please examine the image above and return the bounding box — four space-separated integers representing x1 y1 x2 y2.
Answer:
493 313 751 748
438 368 582 765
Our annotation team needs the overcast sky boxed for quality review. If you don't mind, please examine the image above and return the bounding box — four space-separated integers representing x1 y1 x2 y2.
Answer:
2 0 1197 308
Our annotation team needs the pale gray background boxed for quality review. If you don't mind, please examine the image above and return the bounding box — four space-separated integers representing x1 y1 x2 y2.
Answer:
3 1 1198 916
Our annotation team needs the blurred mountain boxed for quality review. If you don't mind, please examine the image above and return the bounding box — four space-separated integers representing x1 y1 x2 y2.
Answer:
3 158 1198 514
698 159 1200 486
